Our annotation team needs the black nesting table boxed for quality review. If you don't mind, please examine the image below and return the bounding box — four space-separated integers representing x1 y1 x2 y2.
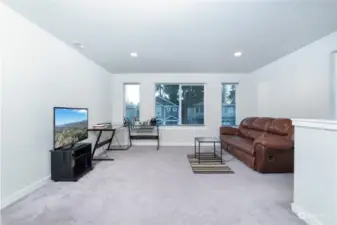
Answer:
194 137 222 164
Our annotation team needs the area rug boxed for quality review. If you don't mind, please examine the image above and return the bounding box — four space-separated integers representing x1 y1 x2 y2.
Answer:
187 152 234 174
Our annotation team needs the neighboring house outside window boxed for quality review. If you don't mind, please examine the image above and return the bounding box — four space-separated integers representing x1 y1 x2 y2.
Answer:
186 102 204 124
125 104 139 121
156 105 162 117
155 96 179 125
221 104 236 125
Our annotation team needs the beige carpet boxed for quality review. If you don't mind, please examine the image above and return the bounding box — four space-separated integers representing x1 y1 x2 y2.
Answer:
1 146 305 225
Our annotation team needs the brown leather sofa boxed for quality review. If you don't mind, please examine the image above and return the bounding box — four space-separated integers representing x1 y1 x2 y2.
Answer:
220 117 294 173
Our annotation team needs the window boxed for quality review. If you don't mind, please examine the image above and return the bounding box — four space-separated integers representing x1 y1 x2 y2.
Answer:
155 84 204 125
222 84 237 125
124 84 140 122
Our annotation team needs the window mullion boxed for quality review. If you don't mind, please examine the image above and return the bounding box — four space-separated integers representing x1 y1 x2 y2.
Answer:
178 85 182 125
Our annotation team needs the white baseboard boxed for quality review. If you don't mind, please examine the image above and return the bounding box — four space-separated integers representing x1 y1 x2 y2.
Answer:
1 176 50 210
291 203 323 225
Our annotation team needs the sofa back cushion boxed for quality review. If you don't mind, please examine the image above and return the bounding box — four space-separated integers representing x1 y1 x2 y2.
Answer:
239 117 293 140
239 117 256 140
239 117 272 140
239 128 264 140
241 117 257 128
251 118 274 131
266 118 293 139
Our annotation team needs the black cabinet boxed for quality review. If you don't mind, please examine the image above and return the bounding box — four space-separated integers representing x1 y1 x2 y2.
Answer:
50 143 93 181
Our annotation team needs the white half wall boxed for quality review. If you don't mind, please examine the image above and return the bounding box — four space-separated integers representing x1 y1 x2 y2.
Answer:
112 73 247 146
248 32 337 119
0 3 112 209
292 119 337 225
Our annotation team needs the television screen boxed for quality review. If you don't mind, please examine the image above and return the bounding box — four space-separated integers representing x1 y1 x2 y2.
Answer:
54 107 88 149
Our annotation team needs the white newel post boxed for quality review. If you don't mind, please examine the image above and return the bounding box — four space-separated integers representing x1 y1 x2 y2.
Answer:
291 119 337 225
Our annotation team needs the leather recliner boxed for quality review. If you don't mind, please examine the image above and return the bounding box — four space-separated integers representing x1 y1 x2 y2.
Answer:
220 117 294 173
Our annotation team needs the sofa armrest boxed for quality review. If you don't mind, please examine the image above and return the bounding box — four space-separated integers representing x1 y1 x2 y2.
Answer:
220 126 239 136
253 136 293 150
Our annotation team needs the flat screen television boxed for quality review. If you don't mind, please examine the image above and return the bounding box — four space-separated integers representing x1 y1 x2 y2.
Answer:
54 107 88 150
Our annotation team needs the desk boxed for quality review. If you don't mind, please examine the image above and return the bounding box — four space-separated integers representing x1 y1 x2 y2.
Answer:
88 126 122 161
108 126 132 151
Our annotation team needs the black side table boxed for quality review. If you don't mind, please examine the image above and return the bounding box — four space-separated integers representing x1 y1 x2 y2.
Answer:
129 124 160 150
194 137 222 164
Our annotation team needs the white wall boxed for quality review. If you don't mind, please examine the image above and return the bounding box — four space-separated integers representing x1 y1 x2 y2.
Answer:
112 73 247 146
247 32 337 119
238 74 259 119
0 3 112 208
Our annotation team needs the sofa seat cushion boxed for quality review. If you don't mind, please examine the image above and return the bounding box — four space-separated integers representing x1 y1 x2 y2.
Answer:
223 136 254 156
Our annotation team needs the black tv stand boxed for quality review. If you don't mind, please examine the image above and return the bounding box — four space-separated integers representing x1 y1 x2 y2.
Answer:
50 143 93 181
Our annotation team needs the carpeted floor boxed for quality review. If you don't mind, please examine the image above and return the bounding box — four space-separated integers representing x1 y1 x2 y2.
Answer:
1 146 305 225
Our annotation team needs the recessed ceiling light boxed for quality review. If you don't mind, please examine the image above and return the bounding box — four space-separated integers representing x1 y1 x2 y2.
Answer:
72 41 85 49
130 52 138 58
234 52 242 57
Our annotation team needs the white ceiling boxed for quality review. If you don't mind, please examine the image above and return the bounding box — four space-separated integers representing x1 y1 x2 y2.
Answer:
3 0 337 74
